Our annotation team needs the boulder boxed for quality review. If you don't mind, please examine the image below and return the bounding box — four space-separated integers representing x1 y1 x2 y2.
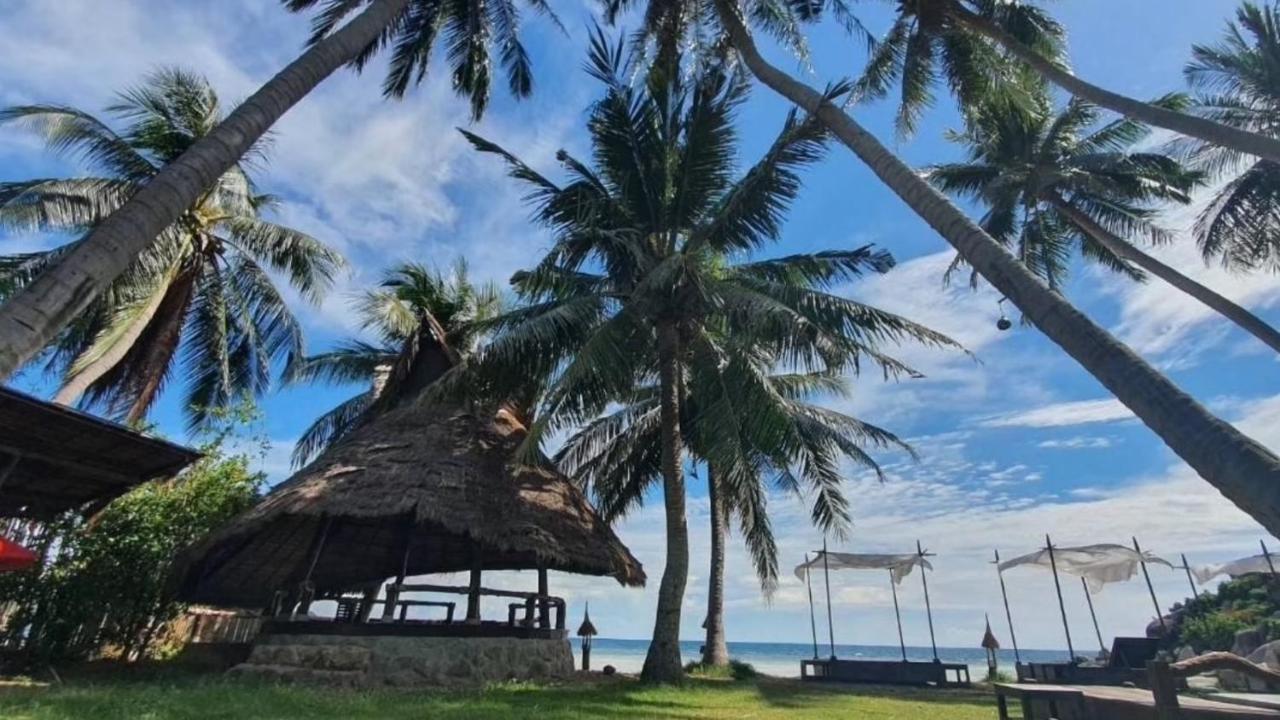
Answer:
1176 646 1197 662
1244 640 1280 691
1232 628 1266 658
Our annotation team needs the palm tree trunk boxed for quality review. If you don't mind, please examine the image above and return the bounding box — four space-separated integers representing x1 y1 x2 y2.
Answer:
702 464 730 667
0 0 413 379
1049 195 1280 357
122 271 198 425
641 320 689 684
947 3 1280 165
712 0 1280 534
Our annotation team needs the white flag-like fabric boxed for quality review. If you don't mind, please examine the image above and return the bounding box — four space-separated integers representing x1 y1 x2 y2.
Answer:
998 543 1172 593
794 552 932 585
1193 554 1275 584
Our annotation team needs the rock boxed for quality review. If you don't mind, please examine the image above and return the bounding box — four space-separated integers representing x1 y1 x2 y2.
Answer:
1176 646 1197 662
603 665 616 676
1244 640 1280 691
1232 628 1266 658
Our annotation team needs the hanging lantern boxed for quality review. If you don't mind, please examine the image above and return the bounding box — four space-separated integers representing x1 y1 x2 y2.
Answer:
0 535 38 573
981 614 1001 681
995 298 1012 331
577 604 598 672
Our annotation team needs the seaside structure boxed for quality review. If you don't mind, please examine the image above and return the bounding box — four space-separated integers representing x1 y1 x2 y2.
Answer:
173 323 644 686
794 542 971 688
577 605 597 672
981 616 1000 680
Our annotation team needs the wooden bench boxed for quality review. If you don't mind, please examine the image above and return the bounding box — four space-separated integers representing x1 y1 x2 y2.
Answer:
801 658 970 688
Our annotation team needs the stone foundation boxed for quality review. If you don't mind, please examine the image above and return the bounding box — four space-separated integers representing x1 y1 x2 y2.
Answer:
230 632 573 687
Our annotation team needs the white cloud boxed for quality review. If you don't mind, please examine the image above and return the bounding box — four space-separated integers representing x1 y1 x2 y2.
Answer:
1037 436 1116 450
979 398 1134 429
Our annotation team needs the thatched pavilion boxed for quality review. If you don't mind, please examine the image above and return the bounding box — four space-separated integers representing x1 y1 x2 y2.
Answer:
172 323 643 685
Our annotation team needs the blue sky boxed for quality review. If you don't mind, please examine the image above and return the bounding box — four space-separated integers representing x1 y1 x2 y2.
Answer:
3 0 1278 652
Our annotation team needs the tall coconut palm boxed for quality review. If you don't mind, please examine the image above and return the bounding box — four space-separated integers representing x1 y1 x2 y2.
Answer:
0 69 343 428
590 0 1280 536
287 260 502 467
846 0 1280 161
0 0 559 377
927 96 1280 356
558 360 914 667
457 33 956 681
1184 2 1280 273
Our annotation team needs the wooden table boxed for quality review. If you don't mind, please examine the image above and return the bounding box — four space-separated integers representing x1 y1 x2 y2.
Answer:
995 683 1280 719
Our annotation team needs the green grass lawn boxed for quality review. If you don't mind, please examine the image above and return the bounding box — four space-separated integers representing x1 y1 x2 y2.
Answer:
0 674 998 719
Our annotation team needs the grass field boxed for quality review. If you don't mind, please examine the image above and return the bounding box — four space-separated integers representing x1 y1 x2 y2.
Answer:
0 674 997 719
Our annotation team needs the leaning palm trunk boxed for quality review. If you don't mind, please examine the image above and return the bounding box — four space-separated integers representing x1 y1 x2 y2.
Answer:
712 0 1280 534
1048 196 1280 357
642 321 690 683
701 465 729 667
0 0 412 378
947 3 1280 165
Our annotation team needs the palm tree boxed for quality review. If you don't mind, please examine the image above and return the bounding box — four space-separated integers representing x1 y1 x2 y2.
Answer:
0 0 559 377
848 0 1280 161
596 0 1280 536
0 69 343 428
1184 2 1280 273
927 96 1280 356
458 33 956 681
287 260 502 467
558 360 914 667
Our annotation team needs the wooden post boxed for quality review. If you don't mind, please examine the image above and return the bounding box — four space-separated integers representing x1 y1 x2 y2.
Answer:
1081 577 1106 654
1180 553 1199 600
466 543 483 623
293 516 332 618
1262 540 1278 577
994 549 1021 663
822 538 836 659
383 513 414 621
917 540 939 662
582 634 592 671
1134 537 1168 636
1148 660 1181 720
889 569 907 661
1045 534 1076 661
804 553 819 660
537 566 550 629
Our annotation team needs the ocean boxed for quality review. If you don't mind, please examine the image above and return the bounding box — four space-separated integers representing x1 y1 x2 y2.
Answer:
572 638 1071 678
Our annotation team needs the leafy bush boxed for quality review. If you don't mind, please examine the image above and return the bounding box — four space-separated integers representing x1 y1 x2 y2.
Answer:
1165 573 1280 652
0 410 264 662
1181 612 1255 652
684 660 759 680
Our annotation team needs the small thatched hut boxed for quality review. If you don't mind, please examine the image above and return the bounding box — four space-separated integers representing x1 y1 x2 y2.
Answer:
173 320 642 685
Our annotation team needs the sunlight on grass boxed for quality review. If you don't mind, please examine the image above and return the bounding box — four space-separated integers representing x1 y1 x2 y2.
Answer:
0 675 996 719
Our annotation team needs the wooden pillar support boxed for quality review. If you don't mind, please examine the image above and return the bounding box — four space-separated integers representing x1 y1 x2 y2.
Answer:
466 543 483 623
994 549 1021 664
804 553 819 660
917 540 939 662
822 538 836 659
1046 534 1076 662
537 565 551 629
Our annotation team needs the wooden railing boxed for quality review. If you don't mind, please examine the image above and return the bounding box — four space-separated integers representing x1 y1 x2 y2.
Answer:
1149 652 1280 719
381 583 565 630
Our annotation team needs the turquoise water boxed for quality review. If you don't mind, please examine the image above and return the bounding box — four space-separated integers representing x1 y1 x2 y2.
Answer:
573 638 1071 677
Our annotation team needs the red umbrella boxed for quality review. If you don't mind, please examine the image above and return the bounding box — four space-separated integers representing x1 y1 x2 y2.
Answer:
0 535 38 572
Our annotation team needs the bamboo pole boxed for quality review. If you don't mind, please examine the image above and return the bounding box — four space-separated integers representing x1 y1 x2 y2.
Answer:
1045 534 1076 661
804 553 819 660
822 538 836 659
917 540 938 662
889 569 907 662
1180 553 1200 600
993 549 1020 663
1081 577 1106 655
1133 537 1168 635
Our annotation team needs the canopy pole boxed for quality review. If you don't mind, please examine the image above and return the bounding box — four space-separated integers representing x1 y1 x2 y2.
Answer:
889 569 907 662
1133 537 1167 636
1081 577 1106 655
993 549 1020 663
1180 553 1200 600
822 538 836 659
1262 540 1278 577
917 540 938 662
804 553 819 660
1045 534 1076 662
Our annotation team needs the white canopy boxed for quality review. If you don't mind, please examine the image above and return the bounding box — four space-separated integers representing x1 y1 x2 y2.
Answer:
794 552 932 585
998 543 1172 593
1193 554 1276 584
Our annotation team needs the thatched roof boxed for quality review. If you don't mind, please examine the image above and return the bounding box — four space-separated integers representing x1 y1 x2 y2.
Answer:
0 386 199 519
981 616 1000 650
174 324 644 608
577 605 598 637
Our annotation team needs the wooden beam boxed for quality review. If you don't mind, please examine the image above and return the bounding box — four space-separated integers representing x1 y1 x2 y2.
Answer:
466 543 483 623
537 565 550 628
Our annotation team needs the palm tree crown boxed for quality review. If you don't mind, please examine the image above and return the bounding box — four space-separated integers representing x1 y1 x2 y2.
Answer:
285 0 563 119
927 96 1200 289
287 260 501 467
1185 1 1280 271
0 68 343 429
